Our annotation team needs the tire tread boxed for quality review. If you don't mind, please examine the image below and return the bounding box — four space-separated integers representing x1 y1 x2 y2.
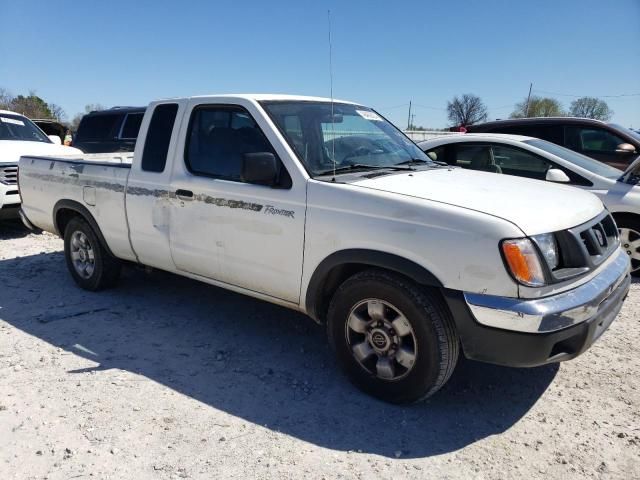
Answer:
327 268 459 403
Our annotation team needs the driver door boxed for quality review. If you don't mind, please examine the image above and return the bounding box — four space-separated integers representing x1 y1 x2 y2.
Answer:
168 102 306 304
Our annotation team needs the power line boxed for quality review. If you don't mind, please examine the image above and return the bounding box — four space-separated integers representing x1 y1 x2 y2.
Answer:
533 89 640 98
490 104 517 110
412 103 446 111
377 103 409 110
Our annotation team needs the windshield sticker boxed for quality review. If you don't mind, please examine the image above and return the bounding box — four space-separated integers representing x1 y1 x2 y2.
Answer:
1 117 25 126
356 110 383 122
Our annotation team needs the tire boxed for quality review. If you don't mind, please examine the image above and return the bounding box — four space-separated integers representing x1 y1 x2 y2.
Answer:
617 216 640 277
63 216 121 290
327 269 459 404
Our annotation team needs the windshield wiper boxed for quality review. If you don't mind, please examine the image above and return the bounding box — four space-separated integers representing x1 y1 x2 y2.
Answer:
316 163 414 176
396 158 448 167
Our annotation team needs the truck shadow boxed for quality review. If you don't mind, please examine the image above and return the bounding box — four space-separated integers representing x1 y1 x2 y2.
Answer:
0 252 558 459
0 219 35 240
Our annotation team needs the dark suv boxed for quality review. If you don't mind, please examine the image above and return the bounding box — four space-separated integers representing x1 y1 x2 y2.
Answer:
466 117 640 170
74 107 145 153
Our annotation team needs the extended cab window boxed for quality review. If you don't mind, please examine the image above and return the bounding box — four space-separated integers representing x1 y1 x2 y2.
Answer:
185 105 281 183
141 103 178 173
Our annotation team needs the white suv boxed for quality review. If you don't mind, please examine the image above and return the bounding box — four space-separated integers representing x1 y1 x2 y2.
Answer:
0 110 81 218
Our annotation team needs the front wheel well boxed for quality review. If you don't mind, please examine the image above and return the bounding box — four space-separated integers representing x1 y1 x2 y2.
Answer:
611 211 640 227
306 250 444 323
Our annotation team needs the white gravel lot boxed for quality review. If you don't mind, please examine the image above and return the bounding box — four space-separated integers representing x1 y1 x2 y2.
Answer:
0 220 638 480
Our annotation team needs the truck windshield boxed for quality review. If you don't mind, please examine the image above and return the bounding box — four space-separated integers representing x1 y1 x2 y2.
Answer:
0 113 51 143
260 101 433 176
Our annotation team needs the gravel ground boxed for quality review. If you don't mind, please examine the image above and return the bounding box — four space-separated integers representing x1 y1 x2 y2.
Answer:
0 220 638 480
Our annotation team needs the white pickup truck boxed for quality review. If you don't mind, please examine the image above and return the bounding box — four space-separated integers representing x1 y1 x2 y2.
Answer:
18 94 631 403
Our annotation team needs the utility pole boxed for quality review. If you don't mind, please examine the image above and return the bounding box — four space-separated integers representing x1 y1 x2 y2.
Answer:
407 101 412 130
525 83 533 117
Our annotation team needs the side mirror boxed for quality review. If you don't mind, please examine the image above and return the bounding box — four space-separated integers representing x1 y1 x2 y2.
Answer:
616 143 636 154
546 168 570 183
241 152 278 186
48 135 62 145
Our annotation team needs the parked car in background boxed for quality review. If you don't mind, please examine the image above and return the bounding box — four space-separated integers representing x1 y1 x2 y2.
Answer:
74 106 145 153
18 94 630 403
464 117 640 171
0 110 81 219
33 119 67 144
419 133 640 275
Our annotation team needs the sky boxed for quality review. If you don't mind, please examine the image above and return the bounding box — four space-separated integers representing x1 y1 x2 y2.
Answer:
1 0 639 128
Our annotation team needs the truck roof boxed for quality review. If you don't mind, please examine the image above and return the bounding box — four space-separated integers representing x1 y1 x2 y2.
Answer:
159 93 360 105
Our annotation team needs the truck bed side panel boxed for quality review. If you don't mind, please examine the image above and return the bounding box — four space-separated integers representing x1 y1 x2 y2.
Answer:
19 156 136 261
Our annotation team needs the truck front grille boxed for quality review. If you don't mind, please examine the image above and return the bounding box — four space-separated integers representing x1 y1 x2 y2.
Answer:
550 211 620 283
0 164 18 185
578 214 619 263
573 212 619 268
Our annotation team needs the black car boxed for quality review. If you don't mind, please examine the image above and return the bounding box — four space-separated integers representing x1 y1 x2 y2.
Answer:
74 107 145 153
33 119 67 144
465 117 640 171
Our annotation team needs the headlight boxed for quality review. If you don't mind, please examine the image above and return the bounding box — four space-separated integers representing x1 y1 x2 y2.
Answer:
532 233 559 270
501 238 547 287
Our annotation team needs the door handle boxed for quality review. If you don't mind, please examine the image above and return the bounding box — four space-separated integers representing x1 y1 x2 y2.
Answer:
175 189 194 201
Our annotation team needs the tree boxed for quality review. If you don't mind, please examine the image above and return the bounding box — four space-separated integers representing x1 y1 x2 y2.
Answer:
0 88 13 110
9 91 53 118
511 96 564 118
446 94 488 126
569 97 612 121
48 103 66 121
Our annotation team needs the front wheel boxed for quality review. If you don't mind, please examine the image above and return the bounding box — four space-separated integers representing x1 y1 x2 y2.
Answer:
327 270 459 404
64 217 121 290
617 217 640 277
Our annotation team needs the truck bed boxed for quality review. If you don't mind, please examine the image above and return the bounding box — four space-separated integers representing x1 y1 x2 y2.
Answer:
18 154 137 261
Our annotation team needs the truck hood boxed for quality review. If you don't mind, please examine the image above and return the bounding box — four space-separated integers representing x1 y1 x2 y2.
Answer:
0 140 82 164
351 168 603 235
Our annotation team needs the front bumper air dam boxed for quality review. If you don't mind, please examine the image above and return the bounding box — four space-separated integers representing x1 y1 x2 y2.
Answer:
443 248 631 367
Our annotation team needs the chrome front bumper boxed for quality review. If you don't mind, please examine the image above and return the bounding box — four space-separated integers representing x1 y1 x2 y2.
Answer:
464 248 631 334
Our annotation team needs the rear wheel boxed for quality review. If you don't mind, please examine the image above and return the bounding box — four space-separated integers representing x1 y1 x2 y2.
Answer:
617 217 640 277
327 269 459 403
64 217 121 290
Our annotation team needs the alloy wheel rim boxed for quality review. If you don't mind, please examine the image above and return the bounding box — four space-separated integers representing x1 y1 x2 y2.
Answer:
345 299 418 381
619 228 640 273
70 231 95 279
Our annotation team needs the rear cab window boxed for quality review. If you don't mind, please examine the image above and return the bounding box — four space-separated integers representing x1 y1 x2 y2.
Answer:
141 104 179 173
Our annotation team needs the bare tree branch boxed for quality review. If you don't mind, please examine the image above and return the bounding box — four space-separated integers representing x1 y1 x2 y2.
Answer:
447 94 488 126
